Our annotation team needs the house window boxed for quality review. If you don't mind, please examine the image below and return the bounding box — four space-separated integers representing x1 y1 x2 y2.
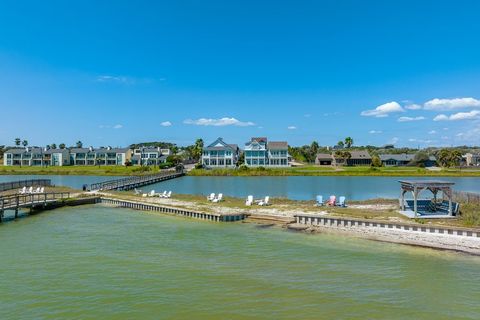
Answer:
226 159 231 166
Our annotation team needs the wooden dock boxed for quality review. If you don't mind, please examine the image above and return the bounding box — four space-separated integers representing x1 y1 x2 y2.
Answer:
0 192 70 222
0 179 51 192
90 171 184 191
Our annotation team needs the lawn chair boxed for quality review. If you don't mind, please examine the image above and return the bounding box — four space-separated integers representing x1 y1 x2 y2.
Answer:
134 188 142 195
315 195 324 206
27 186 33 194
245 195 253 206
337 196 347 207
158 190 168 198
39 187 45 193
207 193 216 201
34 187 41 193
258 196 270 206
19 186 27 194
165 191 172 198
213 193 223 203
327 195 336 206
148 190 156 197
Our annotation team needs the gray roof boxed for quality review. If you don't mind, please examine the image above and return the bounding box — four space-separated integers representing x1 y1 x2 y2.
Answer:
204 138 237 151
337 150 371 160
70 148 93 153
316 153 333 160
267 141 288 149
379 154 415 162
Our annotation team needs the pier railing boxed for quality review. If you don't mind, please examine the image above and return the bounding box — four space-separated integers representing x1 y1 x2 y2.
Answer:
90 170 184 191
0 192 71 210
0 179 52 192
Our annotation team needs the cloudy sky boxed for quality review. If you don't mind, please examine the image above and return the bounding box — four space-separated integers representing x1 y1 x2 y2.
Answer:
1 1 479 147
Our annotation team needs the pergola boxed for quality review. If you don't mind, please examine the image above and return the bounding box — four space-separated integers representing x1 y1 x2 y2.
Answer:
399 180 455 217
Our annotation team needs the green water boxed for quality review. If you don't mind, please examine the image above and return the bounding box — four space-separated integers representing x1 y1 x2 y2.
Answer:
1 206 480 319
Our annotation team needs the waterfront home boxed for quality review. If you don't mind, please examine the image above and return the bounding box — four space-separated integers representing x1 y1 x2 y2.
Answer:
244 137 290 167
333 150 372 166
315 153 333 166
3 147 70 166
462 153 480 166
131 147 170 166
202 137 240 168
379 154 414 166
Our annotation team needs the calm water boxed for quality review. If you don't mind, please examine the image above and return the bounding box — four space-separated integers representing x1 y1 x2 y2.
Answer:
144 176 480 200
1 205 479 319
1 175 479 200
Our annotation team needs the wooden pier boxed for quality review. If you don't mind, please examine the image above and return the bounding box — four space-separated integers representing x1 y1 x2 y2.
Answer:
101 197 247 222
90 171 184 191
0 179 51 192
0 192 70 222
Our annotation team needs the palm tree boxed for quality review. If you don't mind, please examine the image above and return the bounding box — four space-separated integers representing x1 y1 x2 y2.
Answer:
76 141 83 148
337 141 344 148
59 143 66 149
22 140 28 147
193 138 204 161
15 138 21 146
50 143 57 149
344 137 354 148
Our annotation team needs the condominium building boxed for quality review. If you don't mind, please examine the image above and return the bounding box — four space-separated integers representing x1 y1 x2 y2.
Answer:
3 147 70 166
131 147 170 166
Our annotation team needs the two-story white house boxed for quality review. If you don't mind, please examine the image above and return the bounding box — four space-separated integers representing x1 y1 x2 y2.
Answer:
202 137 239 168
244 137 290 167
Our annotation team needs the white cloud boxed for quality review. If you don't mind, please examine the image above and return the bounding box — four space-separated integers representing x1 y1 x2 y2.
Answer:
160 121 172 127
287 126 297 130
433 110 480 121
113 124 123 129
361 101 404 117
389 137 399 144
369 130 382 134
405 103 422 110
408 138 434 144
397 116 425 122
424 97 480 111
428 130 437 134
96 75 133 84
183 117 255 127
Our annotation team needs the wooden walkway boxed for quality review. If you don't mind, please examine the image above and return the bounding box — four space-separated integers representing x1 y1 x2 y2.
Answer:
0 179 51 192
0 192 70 222
90 171 184 191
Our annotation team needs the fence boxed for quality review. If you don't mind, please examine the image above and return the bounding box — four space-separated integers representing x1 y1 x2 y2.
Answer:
0 179 52 192
453 191 480 205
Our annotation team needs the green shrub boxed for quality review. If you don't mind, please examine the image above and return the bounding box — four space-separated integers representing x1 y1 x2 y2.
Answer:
238 164 249 171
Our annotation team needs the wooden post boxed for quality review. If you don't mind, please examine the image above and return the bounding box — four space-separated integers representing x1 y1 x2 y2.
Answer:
15 196 19 219
413 186 418 218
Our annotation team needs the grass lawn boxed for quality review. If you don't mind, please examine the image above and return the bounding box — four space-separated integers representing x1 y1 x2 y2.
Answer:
0 165 161 176
188 166 480 177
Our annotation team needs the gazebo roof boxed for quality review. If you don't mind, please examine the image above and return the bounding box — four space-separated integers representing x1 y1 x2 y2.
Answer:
399 180 455 188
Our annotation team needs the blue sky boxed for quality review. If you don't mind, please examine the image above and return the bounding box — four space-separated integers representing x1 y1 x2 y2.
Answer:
1 0 480 148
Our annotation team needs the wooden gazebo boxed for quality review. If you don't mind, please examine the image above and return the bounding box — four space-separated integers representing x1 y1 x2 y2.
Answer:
399 180 455 217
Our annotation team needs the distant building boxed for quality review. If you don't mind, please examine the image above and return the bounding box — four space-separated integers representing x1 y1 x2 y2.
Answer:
244 137 289 167
315 153 333 166
202 137 240 168
333 150 372 166
3 147 70 166
70 147 132 166
379 154 414 166
131 147 169 166
463 153 480 166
